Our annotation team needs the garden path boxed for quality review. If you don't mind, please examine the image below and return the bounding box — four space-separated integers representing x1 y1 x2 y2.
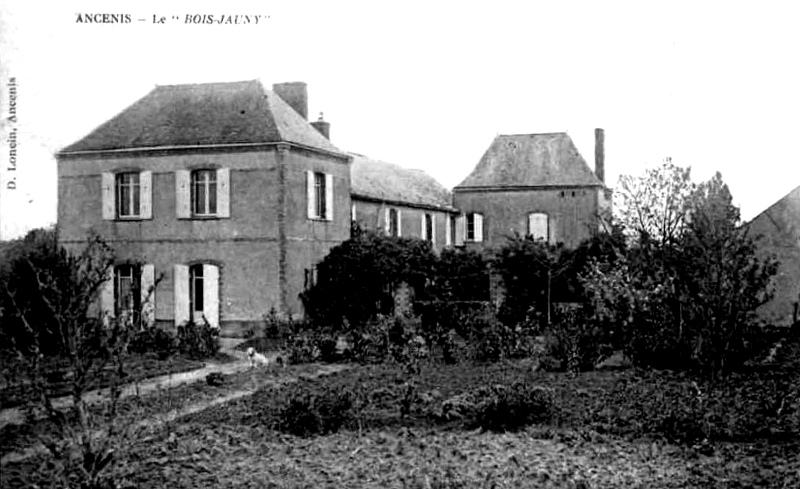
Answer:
1 337 350 465
1 338 264 428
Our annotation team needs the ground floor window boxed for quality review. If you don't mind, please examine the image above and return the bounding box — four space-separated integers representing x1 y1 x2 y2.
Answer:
175 263 220 327
115 264 140 318
190 264 204 316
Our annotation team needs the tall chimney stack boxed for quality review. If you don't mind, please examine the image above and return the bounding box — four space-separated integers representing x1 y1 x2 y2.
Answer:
272 82 308 120
594 128 605 183
310 112 330 140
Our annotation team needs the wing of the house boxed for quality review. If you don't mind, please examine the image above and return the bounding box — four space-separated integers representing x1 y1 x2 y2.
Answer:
748 185 800 327
350 154 458 247
453 131 610 248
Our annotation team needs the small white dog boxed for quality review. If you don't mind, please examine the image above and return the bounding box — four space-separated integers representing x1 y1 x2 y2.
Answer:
247 347 286 369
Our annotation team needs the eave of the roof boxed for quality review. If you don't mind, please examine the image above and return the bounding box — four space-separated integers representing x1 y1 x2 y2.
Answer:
351 193 458 213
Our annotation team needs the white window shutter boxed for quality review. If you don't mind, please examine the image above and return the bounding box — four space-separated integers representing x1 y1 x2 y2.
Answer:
420 213 426 239
548 214 557 244
217 168 230 218
102 172 115 220
397 210 402 237
456 215 466 245
307 170 315 219
139 171 153 219
384 208 390 233
431 215 436 246
324 173 333 221
100 265 114 317
351 202 357 222
474 213 484 242
175 170 191 219
445 215 452 246
173 264 190 325
140 264 156 326
203 264 220 328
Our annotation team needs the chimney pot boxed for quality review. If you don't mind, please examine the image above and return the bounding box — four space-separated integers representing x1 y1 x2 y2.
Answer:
272 82 308 120
310 112 331 140
594 128 605 183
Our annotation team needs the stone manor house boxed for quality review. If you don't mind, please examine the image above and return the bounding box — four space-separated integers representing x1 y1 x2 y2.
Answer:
57 80 610 334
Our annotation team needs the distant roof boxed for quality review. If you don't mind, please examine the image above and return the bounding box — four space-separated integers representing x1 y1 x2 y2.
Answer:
455 133 605 189
59 80 343 156
748 184 800 246
350 154 455 211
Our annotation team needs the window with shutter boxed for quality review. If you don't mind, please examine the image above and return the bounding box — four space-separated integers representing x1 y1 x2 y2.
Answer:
466 213 484 242
528 213 548 241
191 170 217 216
114 264 141 321
116 172 141 218
307 171 331 220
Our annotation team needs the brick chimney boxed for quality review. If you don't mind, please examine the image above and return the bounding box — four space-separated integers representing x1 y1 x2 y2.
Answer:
310 112 330 140
594 128 605 183
272 82 308 120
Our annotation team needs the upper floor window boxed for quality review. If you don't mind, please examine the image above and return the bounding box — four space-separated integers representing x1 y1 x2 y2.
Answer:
307 171 333 221
314 172 326 218
528 212 549 241
466 212 484 242
116 173 140 218
192 170 217 216
175 168 230 219
103 171 152 220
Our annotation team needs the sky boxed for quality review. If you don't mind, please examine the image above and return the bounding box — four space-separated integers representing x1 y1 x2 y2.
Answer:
1 0 799 240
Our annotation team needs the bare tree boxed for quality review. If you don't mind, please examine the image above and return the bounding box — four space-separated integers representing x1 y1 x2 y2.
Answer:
2 232 154 488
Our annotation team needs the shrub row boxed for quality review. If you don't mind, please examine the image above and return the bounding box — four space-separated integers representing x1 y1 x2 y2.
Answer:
128 322 219 360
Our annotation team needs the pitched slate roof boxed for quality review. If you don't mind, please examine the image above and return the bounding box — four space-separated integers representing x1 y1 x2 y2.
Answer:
59 80 342 155
350 154 456 211
455 133 604 189
749 185 800 247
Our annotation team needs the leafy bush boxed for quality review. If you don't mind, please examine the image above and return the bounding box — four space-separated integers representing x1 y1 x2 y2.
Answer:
286 333 319 364
205 372 224 386
177 321 219 359
300 232 438 328
272 383 359 437
470 381 554 432
543 305 614 372
128 327 177 359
